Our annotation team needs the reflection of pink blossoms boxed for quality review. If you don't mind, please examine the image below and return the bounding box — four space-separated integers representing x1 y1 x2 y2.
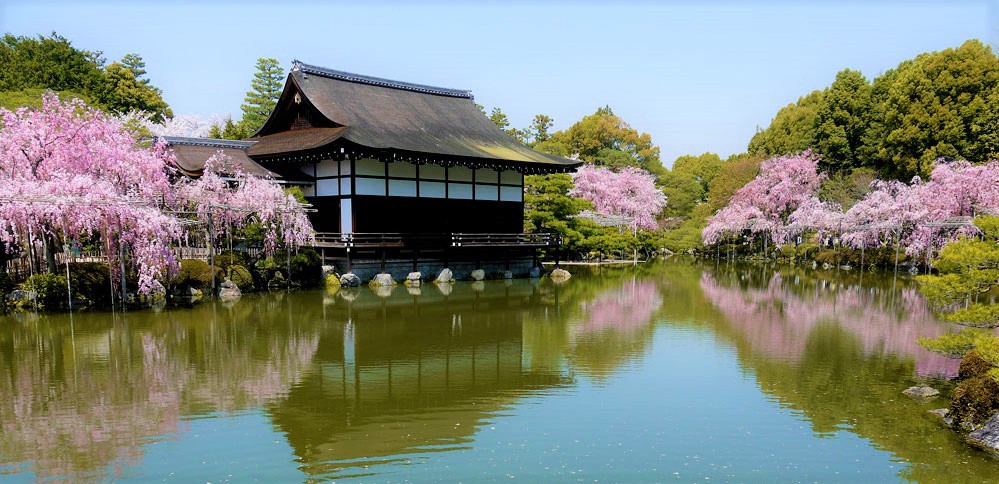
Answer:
578 278 662 333
699 272 961 378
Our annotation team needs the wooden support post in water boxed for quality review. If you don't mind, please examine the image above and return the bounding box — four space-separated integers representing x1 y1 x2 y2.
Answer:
62 231 72 311
119 242 127 308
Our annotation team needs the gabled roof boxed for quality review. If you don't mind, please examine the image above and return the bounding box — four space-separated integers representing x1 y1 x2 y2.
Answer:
250 61 579 170
159 137 281 179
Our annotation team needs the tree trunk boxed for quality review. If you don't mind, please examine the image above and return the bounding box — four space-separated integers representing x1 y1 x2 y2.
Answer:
45 233 58 274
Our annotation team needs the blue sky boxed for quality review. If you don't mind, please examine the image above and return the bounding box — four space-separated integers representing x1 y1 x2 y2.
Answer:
1 1 995 166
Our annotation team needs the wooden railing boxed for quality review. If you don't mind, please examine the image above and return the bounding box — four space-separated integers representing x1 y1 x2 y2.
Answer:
313 232 557 249
451 233 555 248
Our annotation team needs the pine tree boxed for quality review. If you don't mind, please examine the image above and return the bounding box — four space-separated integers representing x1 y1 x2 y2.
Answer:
239 57 284 134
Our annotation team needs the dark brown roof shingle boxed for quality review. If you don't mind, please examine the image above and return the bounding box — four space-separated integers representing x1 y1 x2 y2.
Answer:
252 62 579 169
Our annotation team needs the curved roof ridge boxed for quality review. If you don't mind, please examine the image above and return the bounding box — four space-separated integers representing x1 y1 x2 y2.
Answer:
159 136 257 149
292 60 473 99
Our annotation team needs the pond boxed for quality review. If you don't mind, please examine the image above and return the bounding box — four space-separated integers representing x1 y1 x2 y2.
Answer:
0 259 996 482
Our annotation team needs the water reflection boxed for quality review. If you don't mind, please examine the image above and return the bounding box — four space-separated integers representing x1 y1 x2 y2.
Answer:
1 262 993 482
699 266 957 377
696 262 998 482
0 270 660 481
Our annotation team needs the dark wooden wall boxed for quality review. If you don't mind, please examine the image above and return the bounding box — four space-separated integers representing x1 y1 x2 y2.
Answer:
354 196 523 233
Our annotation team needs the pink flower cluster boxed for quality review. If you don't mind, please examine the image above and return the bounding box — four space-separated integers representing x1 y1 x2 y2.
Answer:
702 152 825 244
570 164 667 230
0 93 315 293
703 151 999 258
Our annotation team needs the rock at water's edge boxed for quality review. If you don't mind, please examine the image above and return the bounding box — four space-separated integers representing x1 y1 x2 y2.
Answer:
218 279 242 300
369 273 396 287
928 408 950 419
549 268 571 281
903 385 940 398
405 272 422 287
470 269 486 281
340 272 361 287
435 268 454 284
967 413 999 453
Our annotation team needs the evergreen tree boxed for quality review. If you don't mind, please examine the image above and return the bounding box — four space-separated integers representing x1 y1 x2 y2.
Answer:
239 57 284 134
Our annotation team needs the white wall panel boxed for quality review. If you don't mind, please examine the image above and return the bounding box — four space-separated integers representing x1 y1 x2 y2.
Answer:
355 158 385 176
500 170 522 185
500 186 523 202
449 166 473 182
474 184 499 201
388 161 417 178
420 181 446 198
389 179 417 197
448 182 473 199
355 177 386 196
316 179 339 196
315 160 339 177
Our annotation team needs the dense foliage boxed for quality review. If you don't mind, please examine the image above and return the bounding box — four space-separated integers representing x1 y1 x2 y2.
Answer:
0 33 171 120
916 216 999 429
750 40 999 181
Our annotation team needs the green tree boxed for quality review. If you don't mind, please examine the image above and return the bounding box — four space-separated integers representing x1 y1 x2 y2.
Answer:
546 105 665 177
816 167 876 209
0 33 105 94
748 90 823 157
876 40 999 179
489 107 510 130
98 57 172 121
916 215 999 329
0 34 172 118
528 113 554 145
0 88 93 110
813 69 873 173
523 174 593 248
239 57 284 134
208 116 253 140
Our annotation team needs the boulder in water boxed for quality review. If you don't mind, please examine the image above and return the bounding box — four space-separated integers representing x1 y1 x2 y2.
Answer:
903 385 940 398
405 272 422 286
967 413 999 454
435 268 454 284
340 272 361 287
470 269 485 281
549 268 571 282
218 279 241 300
369 273 396 287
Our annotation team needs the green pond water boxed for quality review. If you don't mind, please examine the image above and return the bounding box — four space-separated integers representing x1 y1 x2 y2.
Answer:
1 259 997 482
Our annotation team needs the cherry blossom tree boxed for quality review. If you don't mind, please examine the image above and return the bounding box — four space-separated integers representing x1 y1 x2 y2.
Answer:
570 165 666 230
0 93 181 293
841 160 999 257
176 152 315 254
703 152 825 244
0 93 315 295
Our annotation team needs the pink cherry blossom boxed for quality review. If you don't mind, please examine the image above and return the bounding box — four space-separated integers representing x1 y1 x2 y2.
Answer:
570 165 666 230
703 152 825 244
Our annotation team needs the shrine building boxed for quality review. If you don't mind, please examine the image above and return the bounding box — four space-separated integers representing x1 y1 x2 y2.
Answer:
162 61 580 279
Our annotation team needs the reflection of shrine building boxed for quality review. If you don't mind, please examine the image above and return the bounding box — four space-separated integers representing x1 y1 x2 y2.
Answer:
269 284 570 479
